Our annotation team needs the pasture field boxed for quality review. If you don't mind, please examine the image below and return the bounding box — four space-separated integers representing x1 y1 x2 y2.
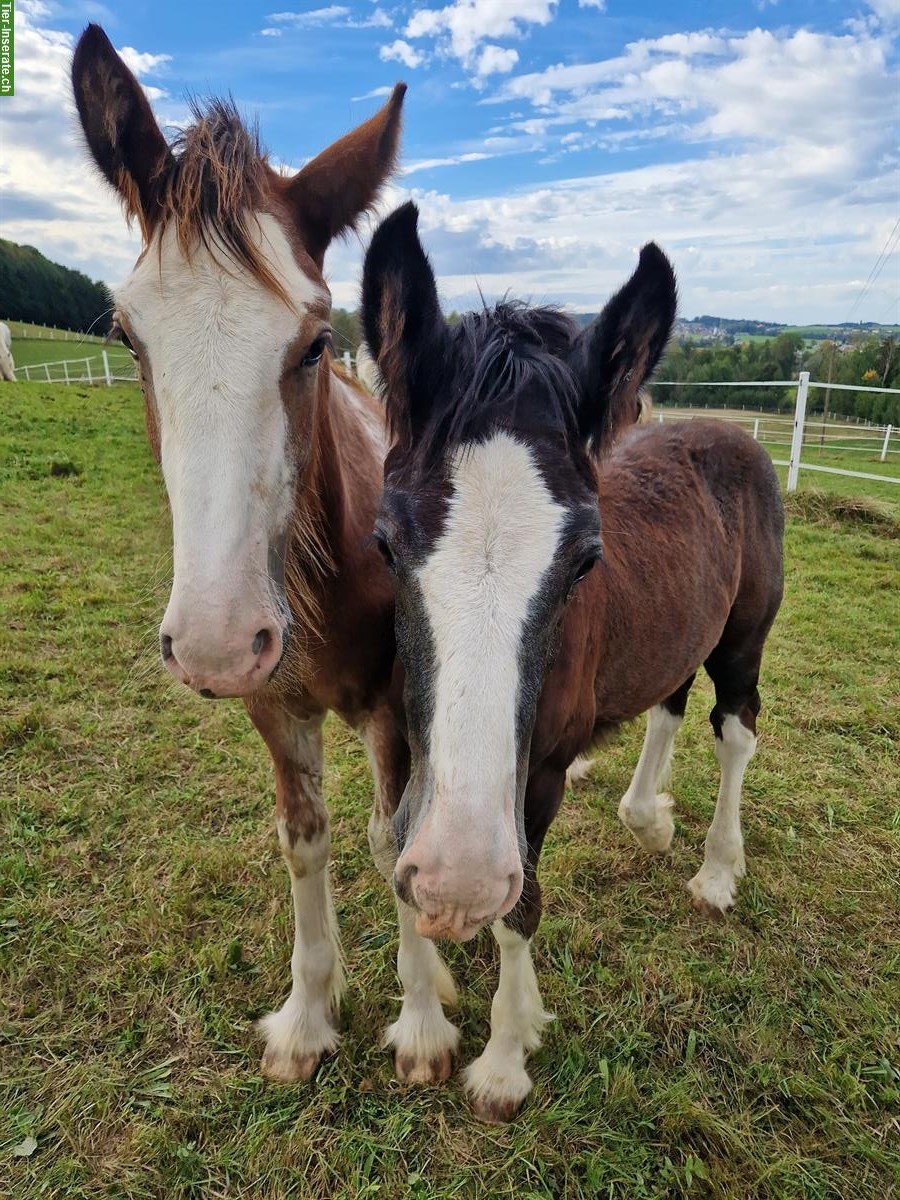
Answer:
10 337 135 380
1 321 108 343
2 382 899 1200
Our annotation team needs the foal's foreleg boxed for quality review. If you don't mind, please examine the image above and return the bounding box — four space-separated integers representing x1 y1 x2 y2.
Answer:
364 720 458 1084
463 766 561 1123
618 676 695 852
688 706 757 915
251 707 344 1082
462 922 552 1123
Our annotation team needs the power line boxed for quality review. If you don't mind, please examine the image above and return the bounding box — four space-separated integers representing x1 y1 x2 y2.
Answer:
846 215 900 323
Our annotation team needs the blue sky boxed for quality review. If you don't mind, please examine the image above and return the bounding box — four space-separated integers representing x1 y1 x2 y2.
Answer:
3 0 899 321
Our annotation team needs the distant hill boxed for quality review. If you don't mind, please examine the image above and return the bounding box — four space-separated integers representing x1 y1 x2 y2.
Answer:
0 240 113 335
573 312 899 341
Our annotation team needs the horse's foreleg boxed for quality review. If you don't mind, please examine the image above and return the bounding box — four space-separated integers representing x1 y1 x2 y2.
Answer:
618 676 695 852
364 715 459 1084
251 706 344 1082
462 765 562 1123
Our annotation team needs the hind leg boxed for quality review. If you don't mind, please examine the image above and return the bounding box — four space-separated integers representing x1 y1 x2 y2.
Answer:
689 648 762 914
619 675 695 852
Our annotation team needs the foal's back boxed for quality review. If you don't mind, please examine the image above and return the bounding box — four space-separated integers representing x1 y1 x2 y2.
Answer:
575 419 784 727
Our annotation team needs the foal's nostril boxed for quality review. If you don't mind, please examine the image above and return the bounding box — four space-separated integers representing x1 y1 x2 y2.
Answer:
160 634 173 661
252 629 270 656
394 863 417 904
199 688 215 699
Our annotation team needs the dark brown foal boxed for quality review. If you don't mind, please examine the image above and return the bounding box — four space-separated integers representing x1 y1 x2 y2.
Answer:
360 202 784 1120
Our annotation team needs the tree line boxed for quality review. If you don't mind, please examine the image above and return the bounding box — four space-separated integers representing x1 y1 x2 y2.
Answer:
0 239 113 335
658 333 900 425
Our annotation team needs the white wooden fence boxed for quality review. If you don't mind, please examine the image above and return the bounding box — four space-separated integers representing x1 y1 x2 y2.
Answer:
653 375 898 490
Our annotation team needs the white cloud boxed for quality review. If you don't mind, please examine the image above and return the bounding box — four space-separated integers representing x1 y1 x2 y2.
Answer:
403 151 493 174
118 47 172 76
404 0 558 73
475 44 519 77
260 27 282 36
267 6 351 24
348 8 393 29
578 0 605 8
352 85 394 101
379 39 426 68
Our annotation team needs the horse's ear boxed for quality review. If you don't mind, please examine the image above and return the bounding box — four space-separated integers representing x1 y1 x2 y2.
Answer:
568 243 677 452
71 24 172 237
289 84 406 268
361 202 446 446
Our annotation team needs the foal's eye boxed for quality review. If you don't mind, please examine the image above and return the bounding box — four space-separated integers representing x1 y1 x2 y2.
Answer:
569 552 599 596
301 333 332 368
373 531 396 572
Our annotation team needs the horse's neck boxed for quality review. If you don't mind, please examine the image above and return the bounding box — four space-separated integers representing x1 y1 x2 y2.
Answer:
280 364 394 718
313 365 387 551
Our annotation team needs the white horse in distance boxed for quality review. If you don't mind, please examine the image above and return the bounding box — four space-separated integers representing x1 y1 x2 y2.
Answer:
0 323 16 382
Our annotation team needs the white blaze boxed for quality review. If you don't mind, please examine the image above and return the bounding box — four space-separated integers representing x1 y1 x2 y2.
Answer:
417 432 565 840
115 213 326 662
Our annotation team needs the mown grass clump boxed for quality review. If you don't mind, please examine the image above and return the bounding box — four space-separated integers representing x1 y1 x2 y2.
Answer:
1 382 898 1199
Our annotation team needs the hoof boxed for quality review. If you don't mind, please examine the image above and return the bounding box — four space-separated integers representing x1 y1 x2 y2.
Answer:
619 792 675 853
470 1090 527 1124
260 1047 325 1083
395 1047 455 1085
687 864 742 916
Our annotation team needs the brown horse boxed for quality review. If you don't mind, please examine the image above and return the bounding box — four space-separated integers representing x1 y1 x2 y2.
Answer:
72 27 461 1087
361 202 784 1121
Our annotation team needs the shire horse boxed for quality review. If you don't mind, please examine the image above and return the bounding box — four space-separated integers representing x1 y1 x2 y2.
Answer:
361 203 785 1122
71 27 463 1088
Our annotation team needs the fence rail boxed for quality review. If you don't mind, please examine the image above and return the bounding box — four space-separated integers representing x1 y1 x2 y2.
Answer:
654 375 898 489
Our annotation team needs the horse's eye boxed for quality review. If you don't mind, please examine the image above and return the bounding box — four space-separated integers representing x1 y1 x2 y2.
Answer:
571 552 599 589
374 531 396 572
111 322 137 357
301 333 331 368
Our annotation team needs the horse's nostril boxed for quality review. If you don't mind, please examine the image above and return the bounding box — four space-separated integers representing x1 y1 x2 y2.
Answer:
199 688 215 699
160 634 173 661
252 629 270 656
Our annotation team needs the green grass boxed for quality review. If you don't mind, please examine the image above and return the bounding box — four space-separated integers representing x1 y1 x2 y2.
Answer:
2 382 898 1199
1 320 108 342
11 337 134 381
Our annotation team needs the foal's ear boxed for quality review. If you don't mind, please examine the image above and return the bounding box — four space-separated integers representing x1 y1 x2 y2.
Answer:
568 243 677 451
361 202 446 446
289 84 406 267
71 24 172 236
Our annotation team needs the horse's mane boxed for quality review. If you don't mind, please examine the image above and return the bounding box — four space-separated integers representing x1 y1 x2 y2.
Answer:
152 98 289 302
427 302 581 453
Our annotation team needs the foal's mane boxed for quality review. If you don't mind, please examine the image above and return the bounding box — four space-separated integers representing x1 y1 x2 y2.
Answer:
145 98 290 303
423 302 581 454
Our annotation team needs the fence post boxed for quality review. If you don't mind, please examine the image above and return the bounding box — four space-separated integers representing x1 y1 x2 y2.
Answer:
63 360 70 384
658 412 664 423
24 365 30 380
342 350 352 372
86 358 93 385
787 371 810 493
753 418 760 440
45 363 52 382
882 425 893 462
102 350 112 386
